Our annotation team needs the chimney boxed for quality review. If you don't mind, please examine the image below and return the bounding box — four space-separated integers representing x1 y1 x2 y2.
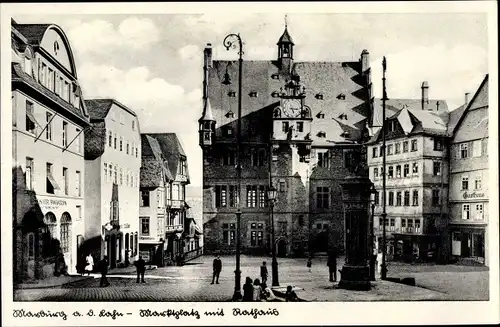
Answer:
465 92 470 105
204 43 212 68
361 49 370 74
421 81 429 110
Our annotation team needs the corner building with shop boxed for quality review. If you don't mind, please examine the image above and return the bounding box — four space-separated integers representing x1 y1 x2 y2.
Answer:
12 20 90 282
199 25 373 256
83 99 141 268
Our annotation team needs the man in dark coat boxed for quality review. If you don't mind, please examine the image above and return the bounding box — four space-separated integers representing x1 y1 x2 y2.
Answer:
98 256 110 287
260 261 268 284
327 248 338 282
211 255 222 284
135 256 146 283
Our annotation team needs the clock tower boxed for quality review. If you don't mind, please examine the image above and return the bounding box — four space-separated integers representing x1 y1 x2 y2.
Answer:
272 78 313 161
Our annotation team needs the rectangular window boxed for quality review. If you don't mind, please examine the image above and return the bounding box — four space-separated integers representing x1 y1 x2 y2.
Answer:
460 143 468 158
222 223 236 245
113 166 117 184
64 81 70 102
462 176 469 190
223 150 236 166
119 167 123 186
282 122 289 132
475 177 482 190
26 157 34 190
388 191 394 206
62 167 68 195
75 128 81 152
475 204 484 220
379 146 384 156
388 166 394 179
433 161 441 176
396 165 401 178
404 191 410 206
108 131 112 147
126 171 129 187
120 136 123 152
412 190 418 206
472 140 482 157
389 218 395 231
296 122 304 132
25 101 37 134
432 190 440 206
126 142 129 155
401 218 406 231
62 121 68 147
75 171 81 197
403 141 409 153
374 167 379 178
279 181 286 192
60 222 70 253
46 112 53 140
46 163 59 194
462 204 470 220
403 164 410 177
246 185 257 208
372 147 378 158
141 191 150 207
104 163 108 183
387 144 393 155
258 185 267 208
140 218 150 235
215 185 227 208
395 143 401 154
250 223 265 246
412 162 419 175
114 133 117 149
228 185 238 207
251 148 265 167
40 63 47 85
407 219 414 233
47 68 54 91
411 140 418 151
316 187 330 209
396 191 402 206
434 138 443 151
415 219 421 233
318 151 329 168
374 191 380 206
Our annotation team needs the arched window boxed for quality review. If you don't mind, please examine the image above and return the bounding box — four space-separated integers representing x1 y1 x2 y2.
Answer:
60 212 72 253
44 212 57 239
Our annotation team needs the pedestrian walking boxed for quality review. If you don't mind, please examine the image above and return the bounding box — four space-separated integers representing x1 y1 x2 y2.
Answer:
85 253 94 276
327 248 338 282
211 254 222 284
98 256 110 287
307 257 312 272
260 261 268 284
134 255 146 283
252 278 262 302
243 277 254 301
285 285 299 302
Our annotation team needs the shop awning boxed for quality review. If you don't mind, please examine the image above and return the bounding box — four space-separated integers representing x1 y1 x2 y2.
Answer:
47 172 60 190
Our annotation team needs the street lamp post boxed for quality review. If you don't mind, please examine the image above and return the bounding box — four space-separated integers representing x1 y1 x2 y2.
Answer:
381 56 388 280
369 183 376 281
267 186 279 287
223 33 243 301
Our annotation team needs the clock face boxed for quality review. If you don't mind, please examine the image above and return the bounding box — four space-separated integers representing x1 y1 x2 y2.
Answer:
283 99 301 117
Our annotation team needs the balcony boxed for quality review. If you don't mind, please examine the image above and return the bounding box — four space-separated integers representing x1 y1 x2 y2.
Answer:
165 224 183 233
170 200 185 209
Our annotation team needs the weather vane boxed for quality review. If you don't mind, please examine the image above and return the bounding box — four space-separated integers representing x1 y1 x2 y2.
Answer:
285 14 288 28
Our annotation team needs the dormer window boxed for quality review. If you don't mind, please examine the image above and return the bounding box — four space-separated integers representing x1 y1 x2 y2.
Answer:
316 112 325 119
271 91 280 98
317 131 326 138
225 111 235 118
223 126 233 136
249 91 258 98
271 73 280 80
338 113 348 120
315 93 324 100
228 91 236 97
53 41 60 55
337 93 346 100
340 131 350 138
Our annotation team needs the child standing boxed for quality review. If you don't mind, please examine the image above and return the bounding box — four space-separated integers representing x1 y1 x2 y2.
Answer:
307 257 312 272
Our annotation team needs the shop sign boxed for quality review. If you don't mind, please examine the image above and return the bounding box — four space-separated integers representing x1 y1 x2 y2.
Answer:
462 191 486 200
38 198 67 211
122 223 130 229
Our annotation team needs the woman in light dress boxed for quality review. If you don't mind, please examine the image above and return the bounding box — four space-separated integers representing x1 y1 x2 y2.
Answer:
85 253 94 275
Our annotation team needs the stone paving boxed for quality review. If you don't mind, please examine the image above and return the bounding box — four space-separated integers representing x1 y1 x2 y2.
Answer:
13 255 488 302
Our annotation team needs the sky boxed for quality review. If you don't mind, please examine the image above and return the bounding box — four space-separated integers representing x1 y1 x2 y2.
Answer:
13 11 489 188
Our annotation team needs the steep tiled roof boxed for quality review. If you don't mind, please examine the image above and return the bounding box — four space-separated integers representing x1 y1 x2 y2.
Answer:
148 133 190 183
278 27 294 45
84 99 138 121
206 58 369 146
13 24 51 45
447 104 467 135
142 134 174 181
12 63 88 124
140 158 164 189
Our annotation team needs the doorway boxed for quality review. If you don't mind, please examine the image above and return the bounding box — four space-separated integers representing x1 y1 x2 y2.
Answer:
277 239 287 257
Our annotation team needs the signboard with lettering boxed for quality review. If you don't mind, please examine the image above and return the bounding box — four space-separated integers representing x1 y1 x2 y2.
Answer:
122 223 130 229
462 191 486 200
38 199 67 211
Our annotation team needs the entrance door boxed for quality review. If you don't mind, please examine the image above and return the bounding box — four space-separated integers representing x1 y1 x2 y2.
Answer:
473 233 485 259
110 235 117 268
76 235 84 273
277 239 287 257
461 233 471 257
